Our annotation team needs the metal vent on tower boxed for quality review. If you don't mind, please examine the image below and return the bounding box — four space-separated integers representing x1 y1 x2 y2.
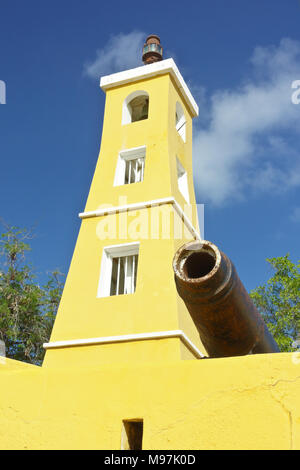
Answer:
142 35 163 64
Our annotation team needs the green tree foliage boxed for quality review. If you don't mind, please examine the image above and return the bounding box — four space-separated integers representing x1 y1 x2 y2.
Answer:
0 225 64 365
250 254 300 352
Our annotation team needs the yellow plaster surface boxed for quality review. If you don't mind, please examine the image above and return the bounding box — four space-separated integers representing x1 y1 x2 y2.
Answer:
44 67 204 369
1 353 300 449
2 65 298 451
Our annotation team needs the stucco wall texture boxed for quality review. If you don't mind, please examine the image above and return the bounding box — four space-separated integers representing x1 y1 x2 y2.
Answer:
2 62 299 451
0 352 300 450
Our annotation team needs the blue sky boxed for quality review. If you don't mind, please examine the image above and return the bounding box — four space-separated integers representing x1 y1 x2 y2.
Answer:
0 0 300 292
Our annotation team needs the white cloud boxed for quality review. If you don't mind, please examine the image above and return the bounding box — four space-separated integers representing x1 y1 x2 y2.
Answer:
193 38 300 205
84 31 146 78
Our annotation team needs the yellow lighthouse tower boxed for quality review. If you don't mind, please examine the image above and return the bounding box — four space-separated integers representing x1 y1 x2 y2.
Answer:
1 35 300 451
43 35 205 368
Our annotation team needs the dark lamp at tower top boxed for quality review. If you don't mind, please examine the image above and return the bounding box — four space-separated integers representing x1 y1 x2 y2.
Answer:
142 35 163 65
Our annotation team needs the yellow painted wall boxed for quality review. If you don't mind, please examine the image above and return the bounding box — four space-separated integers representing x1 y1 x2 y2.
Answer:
85 75 171 212
1 353 300 449
44 207 204 368
84 74 196 215
2 64 297 451
44 66 204 368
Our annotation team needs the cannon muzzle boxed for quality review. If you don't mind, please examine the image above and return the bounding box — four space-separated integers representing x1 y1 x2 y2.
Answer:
173 240 279 358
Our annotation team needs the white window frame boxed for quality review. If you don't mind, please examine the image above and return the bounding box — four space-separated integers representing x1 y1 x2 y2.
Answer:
176 157 190 203
175 102 186 143
114 146 146 186
97 242 140 298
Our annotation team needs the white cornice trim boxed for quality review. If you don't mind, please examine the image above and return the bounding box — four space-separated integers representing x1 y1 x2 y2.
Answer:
79 197 201 240
100 58 199 118
43 329 205 359
79 196 173 219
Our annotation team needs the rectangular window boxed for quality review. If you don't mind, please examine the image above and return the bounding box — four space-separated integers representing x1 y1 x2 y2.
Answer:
114 146 146 186
176 157 190 203
110 254 138 296
97 243 139 298
124 157 144 184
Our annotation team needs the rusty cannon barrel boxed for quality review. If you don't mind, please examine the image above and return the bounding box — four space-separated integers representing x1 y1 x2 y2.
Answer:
173 240 279 358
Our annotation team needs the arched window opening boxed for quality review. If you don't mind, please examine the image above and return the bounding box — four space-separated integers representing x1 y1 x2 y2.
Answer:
175 102 186 142
122 91 149 125
129 95 149 122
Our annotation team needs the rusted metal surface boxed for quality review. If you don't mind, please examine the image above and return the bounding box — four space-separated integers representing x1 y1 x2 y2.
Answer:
173 240 279 358
142 35 163 64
